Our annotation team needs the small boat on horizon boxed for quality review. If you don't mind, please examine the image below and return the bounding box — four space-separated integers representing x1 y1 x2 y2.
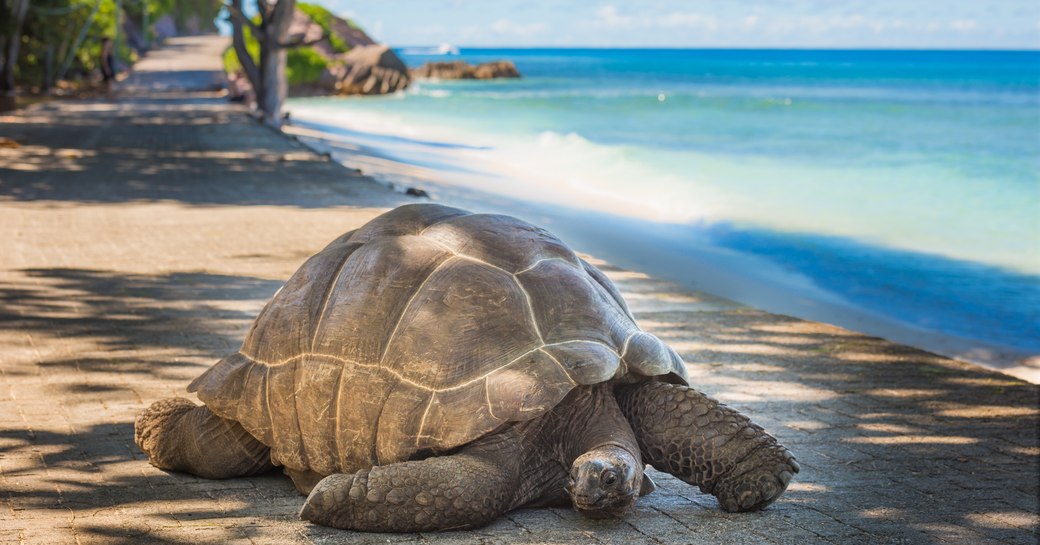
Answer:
437 43 461 55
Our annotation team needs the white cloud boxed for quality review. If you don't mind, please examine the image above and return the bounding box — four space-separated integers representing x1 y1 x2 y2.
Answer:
949 19 977 31
657 12 719 31
491 18 548 37
593 5 717 31
594 5 633 29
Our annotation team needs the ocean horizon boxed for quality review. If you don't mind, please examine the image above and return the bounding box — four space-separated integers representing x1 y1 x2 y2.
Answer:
287 46 1040 379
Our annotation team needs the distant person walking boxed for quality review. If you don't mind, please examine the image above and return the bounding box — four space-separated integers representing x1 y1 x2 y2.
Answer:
100 37 115 87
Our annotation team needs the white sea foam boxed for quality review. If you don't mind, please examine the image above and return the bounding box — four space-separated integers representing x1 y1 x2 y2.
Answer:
287 101 1039 275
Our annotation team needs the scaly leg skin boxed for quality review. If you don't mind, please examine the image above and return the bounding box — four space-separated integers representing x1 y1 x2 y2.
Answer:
616 382 799 512
134 397 274 479
286 467 327 495
300 446 521 532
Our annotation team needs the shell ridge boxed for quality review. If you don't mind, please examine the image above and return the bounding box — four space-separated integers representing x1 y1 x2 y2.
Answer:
263 359 275 459
330 364 346 471
538 348 578 386
419 234 516 276
308 247 360 352
620 330 641 359
291 358 310 470
378 254 457 365
417 208 473 236
235 358 257 424
580 257 634 320
512 275 544 344
371 380 398 464
414 394 437 446
514 256 568 276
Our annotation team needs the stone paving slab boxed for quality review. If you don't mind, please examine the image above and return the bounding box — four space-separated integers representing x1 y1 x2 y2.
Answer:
0 36 1037 545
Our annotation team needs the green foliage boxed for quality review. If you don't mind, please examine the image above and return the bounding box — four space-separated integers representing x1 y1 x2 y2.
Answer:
286 46 327 85
10 0 218 88
296 2 351 53
225 5 356 87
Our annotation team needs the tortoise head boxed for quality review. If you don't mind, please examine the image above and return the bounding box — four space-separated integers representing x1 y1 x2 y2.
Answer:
566 444 643 518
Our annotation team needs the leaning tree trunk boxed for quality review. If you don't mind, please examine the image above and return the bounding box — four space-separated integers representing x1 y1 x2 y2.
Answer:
257 30 288 126
258 0 294 126
0 0 29 110
228 0 295 126
229 0 261 103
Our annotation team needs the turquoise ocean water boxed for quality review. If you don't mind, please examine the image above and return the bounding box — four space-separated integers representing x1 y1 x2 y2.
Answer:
288 48 1040 367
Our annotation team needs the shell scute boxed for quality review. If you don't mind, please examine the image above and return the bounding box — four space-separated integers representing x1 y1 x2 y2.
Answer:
542 341 621 385
242 241 362 363
311 235 453 363
421 213 580 273
517 259 636 347
375 383 433 464
485 349 574 420
416 380 502 454
382 258 541 390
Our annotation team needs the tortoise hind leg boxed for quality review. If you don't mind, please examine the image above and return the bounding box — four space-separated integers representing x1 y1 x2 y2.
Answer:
300 436 523 531
135 397 274 479
616 382 799 512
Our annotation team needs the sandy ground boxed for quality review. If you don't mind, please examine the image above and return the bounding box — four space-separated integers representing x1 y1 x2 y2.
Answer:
0 36 1036 545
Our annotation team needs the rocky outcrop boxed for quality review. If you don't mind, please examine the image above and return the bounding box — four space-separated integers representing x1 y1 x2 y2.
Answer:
286 8 375 58
318 45 409 95
411 60 520 80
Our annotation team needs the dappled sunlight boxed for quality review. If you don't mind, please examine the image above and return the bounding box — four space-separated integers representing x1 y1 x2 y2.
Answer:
862 388 944 398
705 376 839 402
935 404 1039 418
964 511 1038 530
786 482 830 493
823 351 911 363
943 376 1025 388
0 145 95 172
0 268 281 384
103 148 325 162
783 420 831 431
856 422 922 434
682 340 807 357
858 506 908 519
846 435 979 445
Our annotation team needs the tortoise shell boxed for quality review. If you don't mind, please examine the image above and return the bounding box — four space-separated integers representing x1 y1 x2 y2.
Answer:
189 204 688 475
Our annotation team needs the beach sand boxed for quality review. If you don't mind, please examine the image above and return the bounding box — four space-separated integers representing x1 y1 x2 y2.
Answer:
0 36 1036 545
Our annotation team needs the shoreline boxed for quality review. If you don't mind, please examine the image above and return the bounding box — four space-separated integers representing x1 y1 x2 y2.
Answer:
283 114 1040 384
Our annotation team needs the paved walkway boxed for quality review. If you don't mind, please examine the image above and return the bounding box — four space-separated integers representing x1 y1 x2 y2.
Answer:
0 36 1037 545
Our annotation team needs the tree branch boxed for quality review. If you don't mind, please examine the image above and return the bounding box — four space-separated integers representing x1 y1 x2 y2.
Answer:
225 0 264 41
280 35 325 48
227 0 260 90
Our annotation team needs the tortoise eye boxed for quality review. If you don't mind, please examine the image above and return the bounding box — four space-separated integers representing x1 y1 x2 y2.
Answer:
602 470 618 485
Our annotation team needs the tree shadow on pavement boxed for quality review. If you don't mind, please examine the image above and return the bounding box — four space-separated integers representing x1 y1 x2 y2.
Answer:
0 268 282 382
0 104 402 209
639 307 1040 545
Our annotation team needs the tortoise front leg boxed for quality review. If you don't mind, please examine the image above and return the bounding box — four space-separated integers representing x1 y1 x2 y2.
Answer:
300 441 522 531
616 382 799 512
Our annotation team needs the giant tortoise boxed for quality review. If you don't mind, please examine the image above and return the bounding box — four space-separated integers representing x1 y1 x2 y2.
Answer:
134 203 798 532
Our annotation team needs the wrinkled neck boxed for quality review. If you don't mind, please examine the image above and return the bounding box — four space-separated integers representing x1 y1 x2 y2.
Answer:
555 384 642 465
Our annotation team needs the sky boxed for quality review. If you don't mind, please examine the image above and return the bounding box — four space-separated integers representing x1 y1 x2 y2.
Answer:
318 0 1040 49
